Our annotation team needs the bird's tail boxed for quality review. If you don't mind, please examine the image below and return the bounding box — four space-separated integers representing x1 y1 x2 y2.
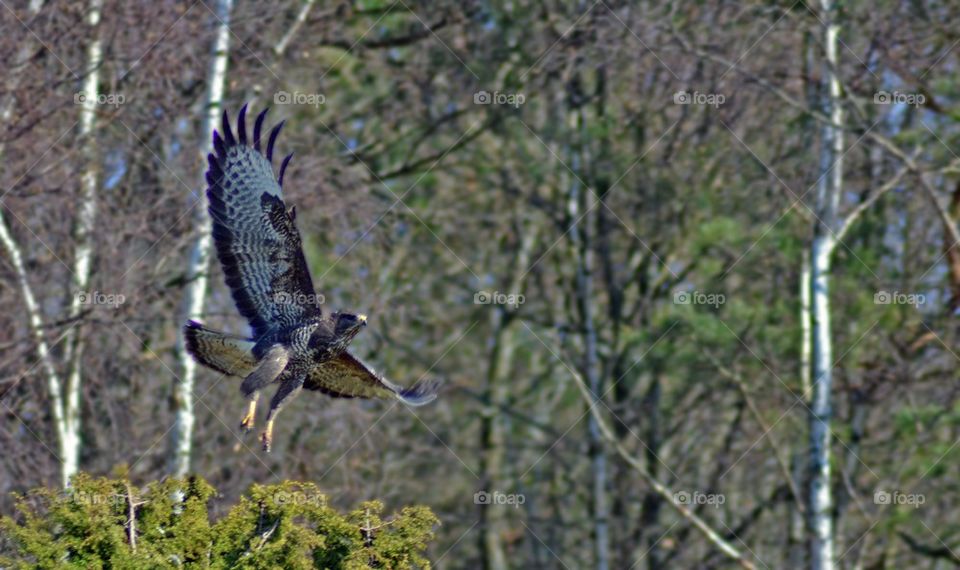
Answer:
396 379 440 407
183 320 258 378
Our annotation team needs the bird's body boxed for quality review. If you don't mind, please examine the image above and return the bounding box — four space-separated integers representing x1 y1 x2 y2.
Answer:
183 105 437 451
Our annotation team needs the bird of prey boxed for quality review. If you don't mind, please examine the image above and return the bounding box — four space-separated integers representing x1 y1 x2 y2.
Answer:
183 104 437 452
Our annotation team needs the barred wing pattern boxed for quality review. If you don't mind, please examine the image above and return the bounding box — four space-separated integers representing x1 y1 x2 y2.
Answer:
306 351 438 406
185 319 438 405
206 105 321 338
183 320 257 377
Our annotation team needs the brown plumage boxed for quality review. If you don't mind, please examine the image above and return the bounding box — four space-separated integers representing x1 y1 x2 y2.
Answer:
183 105 438 452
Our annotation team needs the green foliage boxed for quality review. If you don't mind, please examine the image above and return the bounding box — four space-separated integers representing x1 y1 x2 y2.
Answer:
0 475 437 569
691 215 742 255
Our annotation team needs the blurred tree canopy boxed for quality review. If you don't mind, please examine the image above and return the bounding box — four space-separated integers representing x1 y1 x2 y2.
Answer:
0 474 437 568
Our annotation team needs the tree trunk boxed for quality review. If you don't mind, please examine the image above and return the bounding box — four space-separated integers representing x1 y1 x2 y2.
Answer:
808 236 835 570
478 308 511 570
274 0 316 56
800 248 812 398
479 221 535 570
170 0 233 477
58 0 104 488
793 249 812 569
809 1 844 567
0 0 62 482
0 220 63 443
566 104 610 570
944 181 960 312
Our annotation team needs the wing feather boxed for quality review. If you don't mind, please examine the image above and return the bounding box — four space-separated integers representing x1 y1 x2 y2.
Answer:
253 108 268 152
207 106 322 337
266 121 284 163
237 103 248 145
183 320 257 377
305 351 438 406
278 153 294 187
221 108 235 144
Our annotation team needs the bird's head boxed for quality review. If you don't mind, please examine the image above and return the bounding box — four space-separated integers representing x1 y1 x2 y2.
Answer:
332 311 367 340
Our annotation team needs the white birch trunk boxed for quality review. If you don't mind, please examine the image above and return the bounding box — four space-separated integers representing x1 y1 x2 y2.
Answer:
794 248 812 568
0 0 69 477
56 0 104 488
809 1 844 567
0 221 64 434
0 0 100 491
809 235 835 570
171 0 233 477
800 248 812 398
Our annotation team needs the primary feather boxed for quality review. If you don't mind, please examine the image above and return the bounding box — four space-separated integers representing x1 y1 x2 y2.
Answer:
206 105 321 338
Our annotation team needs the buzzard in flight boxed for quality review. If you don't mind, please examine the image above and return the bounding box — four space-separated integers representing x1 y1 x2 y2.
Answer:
184 104 437 452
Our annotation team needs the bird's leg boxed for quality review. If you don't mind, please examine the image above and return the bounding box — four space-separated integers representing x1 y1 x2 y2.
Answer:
239 345 289 433
239 395 258 433
261 417 275 453
241 345 289 396
260 374 304 452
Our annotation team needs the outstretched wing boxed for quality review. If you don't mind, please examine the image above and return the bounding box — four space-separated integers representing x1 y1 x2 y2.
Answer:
206 105 321 338
183 320 258 377
306 351 438 406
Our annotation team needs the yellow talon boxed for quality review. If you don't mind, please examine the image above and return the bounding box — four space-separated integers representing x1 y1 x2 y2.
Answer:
261 419 274 452
240 400 257 433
